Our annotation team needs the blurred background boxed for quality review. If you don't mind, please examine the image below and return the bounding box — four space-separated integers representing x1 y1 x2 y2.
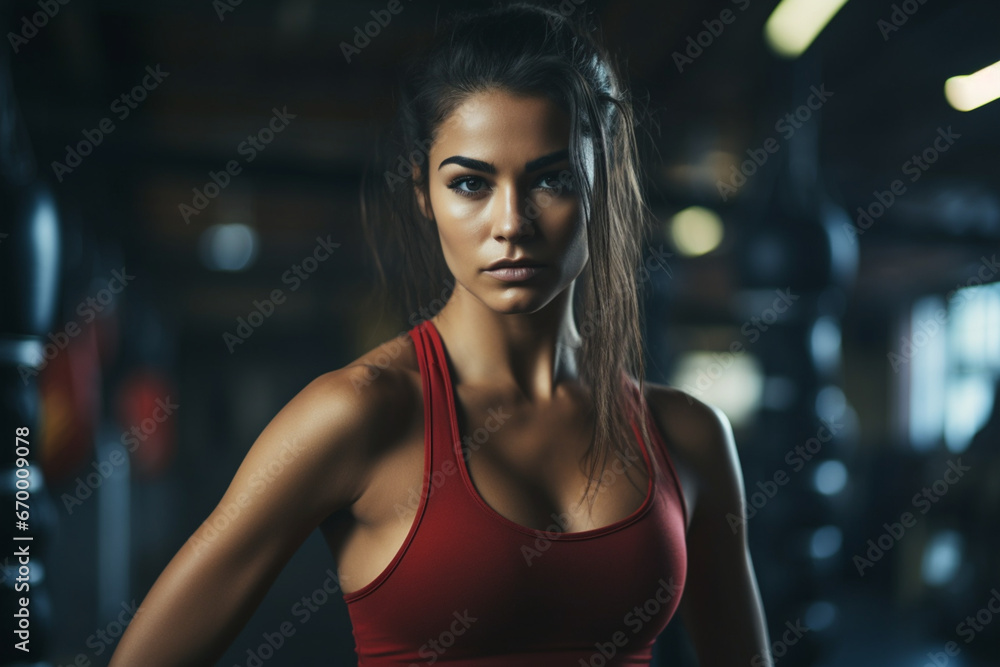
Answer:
1 0 998 665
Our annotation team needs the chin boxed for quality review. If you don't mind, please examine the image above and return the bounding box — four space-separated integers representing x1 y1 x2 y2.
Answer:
479 288 563 315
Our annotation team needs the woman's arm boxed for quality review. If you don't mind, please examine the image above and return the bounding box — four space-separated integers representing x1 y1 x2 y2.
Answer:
108 364 402 667
647 387 773 666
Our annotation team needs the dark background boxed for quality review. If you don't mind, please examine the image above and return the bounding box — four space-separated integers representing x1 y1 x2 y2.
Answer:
1 0 999 665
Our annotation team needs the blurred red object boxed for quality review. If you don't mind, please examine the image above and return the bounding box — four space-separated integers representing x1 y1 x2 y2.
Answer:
115 368 177 478
38 322 100 484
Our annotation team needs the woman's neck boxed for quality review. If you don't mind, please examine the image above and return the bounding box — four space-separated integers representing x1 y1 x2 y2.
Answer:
428 284 583 403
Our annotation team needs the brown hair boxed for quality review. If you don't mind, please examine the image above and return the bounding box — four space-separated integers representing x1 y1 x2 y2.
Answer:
360 2 660 510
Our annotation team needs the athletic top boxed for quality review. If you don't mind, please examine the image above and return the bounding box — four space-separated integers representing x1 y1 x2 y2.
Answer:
342 319 689 666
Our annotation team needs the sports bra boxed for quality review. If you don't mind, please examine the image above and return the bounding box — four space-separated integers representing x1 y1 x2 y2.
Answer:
341 318 689 665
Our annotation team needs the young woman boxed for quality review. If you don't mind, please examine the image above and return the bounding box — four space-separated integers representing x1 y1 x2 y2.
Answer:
110 3 772 665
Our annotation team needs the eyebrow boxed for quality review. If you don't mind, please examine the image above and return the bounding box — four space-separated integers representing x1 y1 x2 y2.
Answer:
438 148 570 174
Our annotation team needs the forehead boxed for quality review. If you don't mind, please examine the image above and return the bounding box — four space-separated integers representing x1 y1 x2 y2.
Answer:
433 90 572 163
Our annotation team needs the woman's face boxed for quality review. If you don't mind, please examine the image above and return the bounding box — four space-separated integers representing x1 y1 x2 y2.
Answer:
416 89 589 314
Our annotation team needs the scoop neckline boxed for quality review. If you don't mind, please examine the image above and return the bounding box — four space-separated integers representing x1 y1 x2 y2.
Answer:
423 318 655 541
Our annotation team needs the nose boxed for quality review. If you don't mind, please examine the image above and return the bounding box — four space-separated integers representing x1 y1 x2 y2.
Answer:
491 182 536 243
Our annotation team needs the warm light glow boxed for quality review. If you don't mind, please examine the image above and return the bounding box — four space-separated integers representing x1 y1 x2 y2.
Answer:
945 60 1000 111
669 351 763 427
764 0 850 59
668 206 724 256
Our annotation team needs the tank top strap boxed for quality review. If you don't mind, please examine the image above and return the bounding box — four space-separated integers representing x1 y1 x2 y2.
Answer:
407 319 466 501
618 373 670 492
619 372 691 530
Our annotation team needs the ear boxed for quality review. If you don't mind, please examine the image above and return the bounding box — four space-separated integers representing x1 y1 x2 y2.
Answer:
412 166 433 221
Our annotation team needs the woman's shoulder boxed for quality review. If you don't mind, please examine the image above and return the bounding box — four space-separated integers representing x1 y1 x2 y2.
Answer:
287 331 424 464
201 333 424 528
641 382 735 452
328 330 422 401
642 381 745 519
322 327 422 412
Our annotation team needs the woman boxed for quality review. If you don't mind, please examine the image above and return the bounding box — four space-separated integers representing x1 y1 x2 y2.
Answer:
110 3 773 665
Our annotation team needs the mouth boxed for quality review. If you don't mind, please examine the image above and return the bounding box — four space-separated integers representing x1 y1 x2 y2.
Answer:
483 265 546 282
484 257 546 270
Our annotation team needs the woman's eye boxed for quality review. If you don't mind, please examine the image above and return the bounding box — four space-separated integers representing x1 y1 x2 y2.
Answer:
539 171 576 192
447 176 487 197
446 172 576 198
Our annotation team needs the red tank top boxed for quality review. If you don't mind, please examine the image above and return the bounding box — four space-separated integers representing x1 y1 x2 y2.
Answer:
342 319 689 665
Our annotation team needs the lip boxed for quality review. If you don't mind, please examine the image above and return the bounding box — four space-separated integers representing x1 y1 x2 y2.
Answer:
484 257 546 270
484 265 545 282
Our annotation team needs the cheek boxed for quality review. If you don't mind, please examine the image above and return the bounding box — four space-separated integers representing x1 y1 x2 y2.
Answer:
437 228 475 271
549 203 588 269
432 196 485 272
565 226 589 275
